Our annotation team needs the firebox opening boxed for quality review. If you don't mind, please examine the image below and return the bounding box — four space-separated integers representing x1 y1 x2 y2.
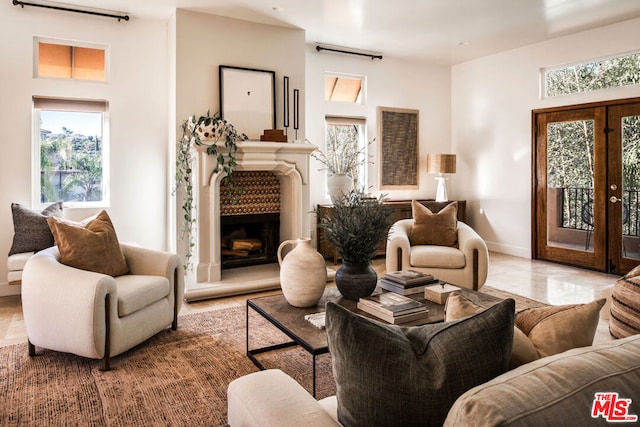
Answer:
220 213 280 269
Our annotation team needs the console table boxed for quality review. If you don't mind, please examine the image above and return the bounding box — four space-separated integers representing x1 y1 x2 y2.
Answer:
316 199 466 263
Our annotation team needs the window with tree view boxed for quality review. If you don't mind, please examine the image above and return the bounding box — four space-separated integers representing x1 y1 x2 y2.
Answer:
34 97 108 206
543 51 640 97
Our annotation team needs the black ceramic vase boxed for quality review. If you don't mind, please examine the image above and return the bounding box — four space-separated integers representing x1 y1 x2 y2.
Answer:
335 260 377 301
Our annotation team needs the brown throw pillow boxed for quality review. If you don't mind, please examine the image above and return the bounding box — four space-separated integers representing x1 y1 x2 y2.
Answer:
47 210 129 277
409 200 458 246
516 298 606 358
445 292 539 369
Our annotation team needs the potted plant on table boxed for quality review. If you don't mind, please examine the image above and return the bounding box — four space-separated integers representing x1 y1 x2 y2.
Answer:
316 188 394 300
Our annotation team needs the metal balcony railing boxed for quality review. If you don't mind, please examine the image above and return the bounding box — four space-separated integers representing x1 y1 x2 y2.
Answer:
561 187 640 237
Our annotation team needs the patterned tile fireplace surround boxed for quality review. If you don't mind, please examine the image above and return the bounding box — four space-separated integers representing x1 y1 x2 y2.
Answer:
183 141 317 301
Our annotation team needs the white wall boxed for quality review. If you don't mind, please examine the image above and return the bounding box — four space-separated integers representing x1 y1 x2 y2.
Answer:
305 45 451 238
0 3 169 295
452 17 640 258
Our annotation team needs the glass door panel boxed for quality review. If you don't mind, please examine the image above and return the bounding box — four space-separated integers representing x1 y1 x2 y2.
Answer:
609 104 640 273
533 107 607 271
546 120 595 252
621 115 640 262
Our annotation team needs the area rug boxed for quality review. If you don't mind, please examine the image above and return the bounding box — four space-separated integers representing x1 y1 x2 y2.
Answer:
0 307 334 426
0 288 545 426
481 286 548 311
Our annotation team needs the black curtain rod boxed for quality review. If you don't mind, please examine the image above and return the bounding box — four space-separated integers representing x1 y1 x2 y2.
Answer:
316 45 382 60
13 0 129 21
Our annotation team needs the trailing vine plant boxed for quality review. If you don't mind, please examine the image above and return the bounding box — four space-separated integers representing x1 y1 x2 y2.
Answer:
174 111 247 270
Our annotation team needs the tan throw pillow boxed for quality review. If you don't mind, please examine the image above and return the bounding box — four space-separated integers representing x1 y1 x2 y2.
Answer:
47 210 129 277
445 292 539 369
516 298 606 358
409 200 458 247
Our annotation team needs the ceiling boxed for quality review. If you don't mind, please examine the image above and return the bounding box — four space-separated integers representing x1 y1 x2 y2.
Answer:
29 0 640 64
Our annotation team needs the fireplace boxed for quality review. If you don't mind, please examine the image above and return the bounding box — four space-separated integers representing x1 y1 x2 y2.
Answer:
220 170 281 269
183 141 318 301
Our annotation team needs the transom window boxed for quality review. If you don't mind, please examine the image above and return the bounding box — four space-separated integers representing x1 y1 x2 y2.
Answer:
543 51 640 98
325 73 365 103
33 97 109 208
35 39 107 82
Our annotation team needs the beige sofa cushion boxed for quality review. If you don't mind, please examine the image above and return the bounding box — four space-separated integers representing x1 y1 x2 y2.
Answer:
8 252 34 271
409 200 458 247
410 245 466 268
48 210 129 277
115 275 170 317
444 334 640 427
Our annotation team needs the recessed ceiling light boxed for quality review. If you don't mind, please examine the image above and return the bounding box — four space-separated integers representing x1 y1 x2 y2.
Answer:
458 41 470 46
272 6 283 11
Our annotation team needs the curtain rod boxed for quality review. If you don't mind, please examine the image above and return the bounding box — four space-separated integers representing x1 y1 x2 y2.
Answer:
316 45 382 60
13 0 130 21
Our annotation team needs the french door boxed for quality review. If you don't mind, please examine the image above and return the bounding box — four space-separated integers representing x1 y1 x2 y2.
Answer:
533 99 640 275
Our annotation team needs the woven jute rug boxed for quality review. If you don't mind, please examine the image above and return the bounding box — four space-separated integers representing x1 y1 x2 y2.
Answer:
0 306 335 427
0 287 544 426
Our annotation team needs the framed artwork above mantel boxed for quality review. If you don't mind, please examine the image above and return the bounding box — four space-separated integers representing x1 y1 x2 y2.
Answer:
219 65 276 140
377 106 419 189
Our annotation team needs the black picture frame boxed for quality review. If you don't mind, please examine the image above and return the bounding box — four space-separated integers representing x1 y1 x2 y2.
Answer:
283 76 290 129
219 65 276 140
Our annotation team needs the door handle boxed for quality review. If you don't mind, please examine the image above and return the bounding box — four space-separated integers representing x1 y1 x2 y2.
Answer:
610 196 622 203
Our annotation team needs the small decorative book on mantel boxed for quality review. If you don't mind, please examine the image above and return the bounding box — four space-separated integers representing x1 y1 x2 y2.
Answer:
424 283 461 304
260 129 287 142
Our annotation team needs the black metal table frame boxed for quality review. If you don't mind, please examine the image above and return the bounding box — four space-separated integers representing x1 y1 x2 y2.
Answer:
246 300 329 397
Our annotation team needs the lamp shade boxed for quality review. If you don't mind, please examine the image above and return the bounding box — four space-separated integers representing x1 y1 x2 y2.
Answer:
426 154 456 174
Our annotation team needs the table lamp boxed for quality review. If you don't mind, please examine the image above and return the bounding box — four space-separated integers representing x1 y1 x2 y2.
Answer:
426 154 456 202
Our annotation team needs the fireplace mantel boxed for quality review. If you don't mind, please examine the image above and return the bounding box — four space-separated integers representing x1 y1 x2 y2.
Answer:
184 141 318 301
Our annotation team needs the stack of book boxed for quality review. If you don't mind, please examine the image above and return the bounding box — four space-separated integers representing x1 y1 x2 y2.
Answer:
379 270 439 295
357 292 429 324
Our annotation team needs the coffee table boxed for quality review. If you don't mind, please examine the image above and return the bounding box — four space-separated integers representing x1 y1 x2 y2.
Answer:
246 285 501 397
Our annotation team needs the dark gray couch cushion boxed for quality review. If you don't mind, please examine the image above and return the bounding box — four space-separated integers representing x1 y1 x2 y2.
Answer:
9 202 63 255
326 298 515 427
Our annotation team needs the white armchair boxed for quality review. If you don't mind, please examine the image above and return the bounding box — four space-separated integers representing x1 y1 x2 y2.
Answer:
386 219 488 290
21 243 184 370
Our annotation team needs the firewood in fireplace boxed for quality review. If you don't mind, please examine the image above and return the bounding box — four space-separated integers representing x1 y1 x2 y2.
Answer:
222 249 250 257
231 238 263 251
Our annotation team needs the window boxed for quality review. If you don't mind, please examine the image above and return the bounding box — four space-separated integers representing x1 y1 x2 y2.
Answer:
35 39 107 82
325 73 364 103
325 116 368 188
543 51 640 98
33 97 109 207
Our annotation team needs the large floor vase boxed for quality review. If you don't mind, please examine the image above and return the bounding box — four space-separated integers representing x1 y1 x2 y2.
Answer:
335 260 377 301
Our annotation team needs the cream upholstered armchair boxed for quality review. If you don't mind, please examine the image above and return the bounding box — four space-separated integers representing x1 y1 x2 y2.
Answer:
21 243 184 370
385 201 488 290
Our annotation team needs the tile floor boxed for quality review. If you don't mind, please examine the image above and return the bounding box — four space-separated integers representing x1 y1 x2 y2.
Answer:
0 252 620 348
